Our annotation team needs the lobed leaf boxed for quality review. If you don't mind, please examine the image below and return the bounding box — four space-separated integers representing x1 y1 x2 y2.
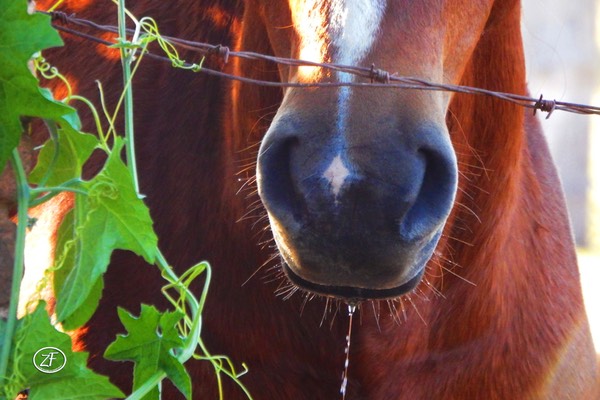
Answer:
29 124 98 186
1 302 124 400
55 139 159 326
0 0 75 174
105 305 192 399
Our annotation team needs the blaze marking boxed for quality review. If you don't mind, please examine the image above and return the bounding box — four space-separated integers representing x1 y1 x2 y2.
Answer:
328 0 386 68
290 0 387 81
289 0 328 79
331 0 386 136
323 154 351 198
290 0 387 202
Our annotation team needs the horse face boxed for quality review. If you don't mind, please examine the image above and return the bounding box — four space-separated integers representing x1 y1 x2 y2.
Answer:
254 0 495 300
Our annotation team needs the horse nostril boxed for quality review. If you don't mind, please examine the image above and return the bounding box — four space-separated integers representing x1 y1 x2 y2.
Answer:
399 145 458 243
257 135 304 225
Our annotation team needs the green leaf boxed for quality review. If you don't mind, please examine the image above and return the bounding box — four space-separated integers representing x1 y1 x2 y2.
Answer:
55 139 158 326
52 209 75 303
52 209 104 331
29 124 98 186
37 87 82 131
1 302 124 400
105 305 191 399
0 0 74 174
60 278 104 332
83 140 158 263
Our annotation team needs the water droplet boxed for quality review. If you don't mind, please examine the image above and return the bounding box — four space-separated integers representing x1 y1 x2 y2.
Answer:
340 376 348 395
348 304 357 315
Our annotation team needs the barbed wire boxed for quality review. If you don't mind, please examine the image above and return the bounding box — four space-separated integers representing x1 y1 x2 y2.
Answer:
43 10 600 118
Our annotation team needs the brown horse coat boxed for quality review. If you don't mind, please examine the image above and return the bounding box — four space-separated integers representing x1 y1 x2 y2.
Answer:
34 0 598 398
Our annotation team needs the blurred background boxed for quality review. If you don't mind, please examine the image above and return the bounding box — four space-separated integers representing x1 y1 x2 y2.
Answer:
521 0 600 351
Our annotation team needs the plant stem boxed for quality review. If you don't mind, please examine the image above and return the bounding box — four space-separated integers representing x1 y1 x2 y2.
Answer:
126 253 204 399
127 371 166 400
0 149 31 386
155 251 202 361
117 0 140 196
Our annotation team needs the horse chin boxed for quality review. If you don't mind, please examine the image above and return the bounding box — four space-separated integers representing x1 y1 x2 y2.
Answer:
281 262 426 301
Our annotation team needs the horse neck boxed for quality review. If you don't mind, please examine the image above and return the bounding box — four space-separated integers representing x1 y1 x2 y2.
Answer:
443 0 527 291
394 0 586 364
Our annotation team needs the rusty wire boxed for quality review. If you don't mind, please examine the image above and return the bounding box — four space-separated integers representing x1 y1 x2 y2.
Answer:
44 10 600 118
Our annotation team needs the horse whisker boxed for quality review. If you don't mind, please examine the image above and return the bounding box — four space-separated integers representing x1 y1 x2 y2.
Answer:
454 201 482 223
406 295 427 326
370 300 382 332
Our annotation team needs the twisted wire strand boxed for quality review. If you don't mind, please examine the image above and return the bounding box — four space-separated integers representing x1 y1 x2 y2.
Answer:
43 11 600 117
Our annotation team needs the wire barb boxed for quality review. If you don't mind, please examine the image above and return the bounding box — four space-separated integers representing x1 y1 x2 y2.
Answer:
533 95 557 119
208 44 231 64
370 64 390 84
49 10 71 24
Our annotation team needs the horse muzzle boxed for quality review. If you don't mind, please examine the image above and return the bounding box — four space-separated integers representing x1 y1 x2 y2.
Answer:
256 113 458 301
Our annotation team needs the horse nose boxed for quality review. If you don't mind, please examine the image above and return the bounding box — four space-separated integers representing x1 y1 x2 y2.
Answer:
256 120 458 300
255 133 304 229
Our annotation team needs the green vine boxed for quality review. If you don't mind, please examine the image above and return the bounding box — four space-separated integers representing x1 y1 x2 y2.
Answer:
0 150 30 391
0 1 251 399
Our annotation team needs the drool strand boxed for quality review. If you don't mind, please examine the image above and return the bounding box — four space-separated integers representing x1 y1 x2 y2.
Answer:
340 303 357 399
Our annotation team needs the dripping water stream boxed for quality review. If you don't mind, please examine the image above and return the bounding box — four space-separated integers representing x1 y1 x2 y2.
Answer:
340 303 356 399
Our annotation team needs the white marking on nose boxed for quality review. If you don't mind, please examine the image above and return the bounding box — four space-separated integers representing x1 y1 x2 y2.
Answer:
329 0 387 68
330 0 387 135
323 154 351 199
289 0 387 203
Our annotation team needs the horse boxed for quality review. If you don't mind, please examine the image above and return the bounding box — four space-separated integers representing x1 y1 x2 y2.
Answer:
33 0 598 398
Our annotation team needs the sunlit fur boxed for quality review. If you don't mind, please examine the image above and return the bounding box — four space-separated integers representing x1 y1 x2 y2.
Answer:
32 0 599 398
